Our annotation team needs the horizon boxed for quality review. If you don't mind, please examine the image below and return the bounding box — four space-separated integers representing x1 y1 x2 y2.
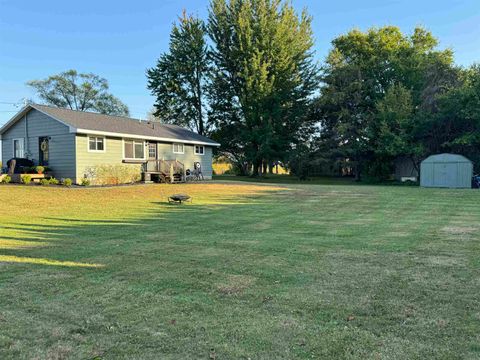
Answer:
1 0 479 126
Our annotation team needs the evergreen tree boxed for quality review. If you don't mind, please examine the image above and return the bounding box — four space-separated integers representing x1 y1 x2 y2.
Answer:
147 12 210 135
208 0 318 175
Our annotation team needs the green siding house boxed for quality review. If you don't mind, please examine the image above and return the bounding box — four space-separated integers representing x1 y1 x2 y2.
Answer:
0 104 220 184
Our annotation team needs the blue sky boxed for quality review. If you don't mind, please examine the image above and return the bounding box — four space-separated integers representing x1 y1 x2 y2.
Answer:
1 0 479 125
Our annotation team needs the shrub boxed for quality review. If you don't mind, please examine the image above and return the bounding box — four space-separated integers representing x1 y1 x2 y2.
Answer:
84 164 141 185
63 178 73 187
22 175 32 185
49 177 59 185
80 178 91 186
35 166 45 174
1 175 11 184
40 178 50 186
223 168 237 175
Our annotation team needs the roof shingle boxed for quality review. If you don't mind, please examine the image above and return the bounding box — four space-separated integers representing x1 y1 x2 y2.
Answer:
32 104 219 146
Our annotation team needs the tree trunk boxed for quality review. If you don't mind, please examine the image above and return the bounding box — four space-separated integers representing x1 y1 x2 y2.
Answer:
197 75 205 135
269 162 274 174
252 159 262 177
246 161 252 176
354 153 362 181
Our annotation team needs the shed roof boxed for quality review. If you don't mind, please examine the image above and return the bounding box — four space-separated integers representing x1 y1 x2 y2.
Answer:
0 104 220 147
421 153 472 164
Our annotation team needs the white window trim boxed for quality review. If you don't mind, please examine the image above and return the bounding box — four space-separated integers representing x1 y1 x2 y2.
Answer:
87 136 106 153
122 138 146 160
12 138 25 158
173 143 185 154
194 145 205 156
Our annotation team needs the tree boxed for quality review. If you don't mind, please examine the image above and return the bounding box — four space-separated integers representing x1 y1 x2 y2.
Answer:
147 12 210 135
317 26 455 180
208 0 318 175
370 84 424 177
27 70 129 116
430 65 480 169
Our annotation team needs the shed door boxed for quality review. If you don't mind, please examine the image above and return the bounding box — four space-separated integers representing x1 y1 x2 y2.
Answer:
433 162 457 188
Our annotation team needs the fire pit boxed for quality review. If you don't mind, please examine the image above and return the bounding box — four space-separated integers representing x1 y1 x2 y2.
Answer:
168 194 192 204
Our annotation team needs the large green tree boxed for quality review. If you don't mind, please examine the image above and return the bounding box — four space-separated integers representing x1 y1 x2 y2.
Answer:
208 0 318 175
430 65 480 169
27 70 129 116
318 26 456 180
147 12 210 135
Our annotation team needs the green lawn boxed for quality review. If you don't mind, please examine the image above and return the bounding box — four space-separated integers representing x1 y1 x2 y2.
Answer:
214 173 359 185
0 181 479 359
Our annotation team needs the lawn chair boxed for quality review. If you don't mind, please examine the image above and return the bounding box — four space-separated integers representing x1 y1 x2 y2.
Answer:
193 162 204 181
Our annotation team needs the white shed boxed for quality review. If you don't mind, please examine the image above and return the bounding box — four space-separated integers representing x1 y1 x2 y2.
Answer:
420 153 473 188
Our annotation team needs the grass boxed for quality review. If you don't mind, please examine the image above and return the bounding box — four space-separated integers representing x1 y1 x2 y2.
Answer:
214 173 359 185
0 181 479 359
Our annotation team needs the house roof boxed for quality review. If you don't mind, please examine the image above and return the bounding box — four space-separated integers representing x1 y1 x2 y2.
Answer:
0 104 220 147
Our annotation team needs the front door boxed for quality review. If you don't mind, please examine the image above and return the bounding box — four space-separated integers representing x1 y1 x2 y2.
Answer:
39 137 49 166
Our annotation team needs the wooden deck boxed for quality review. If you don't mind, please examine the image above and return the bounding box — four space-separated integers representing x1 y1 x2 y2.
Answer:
143 160 186 183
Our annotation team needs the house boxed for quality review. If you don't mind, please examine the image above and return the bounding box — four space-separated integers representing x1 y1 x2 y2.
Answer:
0 104 220 184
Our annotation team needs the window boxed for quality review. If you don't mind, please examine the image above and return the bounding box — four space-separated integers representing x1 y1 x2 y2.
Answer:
194 145 205 155
148 143 157 159
173 143 184 154
13 138 24 158
88 136 105 152
124 139 145 159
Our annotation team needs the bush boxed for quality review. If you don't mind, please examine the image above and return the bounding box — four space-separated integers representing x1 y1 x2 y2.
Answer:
62 178 73 187
223 168 237 175
1 175 11 184
22 175 32 185
49 177 60 185
84 164 141 185
35 166 45 174
40 178 50 186
80 178 91 186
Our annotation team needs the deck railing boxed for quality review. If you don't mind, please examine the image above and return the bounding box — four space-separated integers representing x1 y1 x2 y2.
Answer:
145 160 186 183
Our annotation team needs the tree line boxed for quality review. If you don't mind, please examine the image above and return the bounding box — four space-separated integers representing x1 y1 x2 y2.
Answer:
147 0 480 179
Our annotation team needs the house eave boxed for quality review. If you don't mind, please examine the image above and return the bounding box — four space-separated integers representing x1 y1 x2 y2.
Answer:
0 104 78 135
74 128 221 147
0 105 30 135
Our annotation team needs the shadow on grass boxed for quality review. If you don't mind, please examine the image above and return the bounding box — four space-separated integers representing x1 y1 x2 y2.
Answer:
0 191 278 269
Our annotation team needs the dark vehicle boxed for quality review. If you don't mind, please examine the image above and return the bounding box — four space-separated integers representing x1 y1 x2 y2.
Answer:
6 158 34 174
472 174 480 189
